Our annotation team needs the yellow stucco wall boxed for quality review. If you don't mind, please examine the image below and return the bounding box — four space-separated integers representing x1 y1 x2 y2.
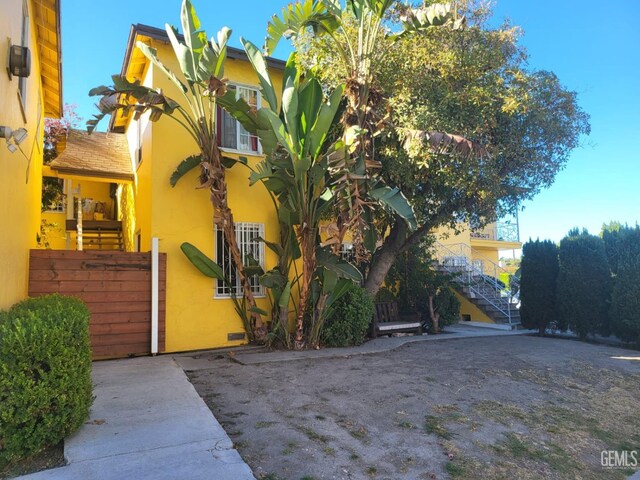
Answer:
0 0 46 309
127 39 284 352
454 291 495 323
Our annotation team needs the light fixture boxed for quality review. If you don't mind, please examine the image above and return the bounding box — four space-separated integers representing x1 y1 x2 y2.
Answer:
8 45 31 78
0 126 28 153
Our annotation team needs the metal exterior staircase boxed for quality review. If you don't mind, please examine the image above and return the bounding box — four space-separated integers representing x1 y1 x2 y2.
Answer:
433 242 520 326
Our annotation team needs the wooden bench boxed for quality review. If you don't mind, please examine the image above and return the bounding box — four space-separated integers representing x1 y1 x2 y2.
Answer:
371 302 422 338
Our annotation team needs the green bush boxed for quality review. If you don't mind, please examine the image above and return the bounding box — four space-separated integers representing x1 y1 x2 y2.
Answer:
0 294 93 468
322 286 374 347
387 242 460 333
556 230 611 339
607 226 640 345
610 254 640 346
519 239 559 335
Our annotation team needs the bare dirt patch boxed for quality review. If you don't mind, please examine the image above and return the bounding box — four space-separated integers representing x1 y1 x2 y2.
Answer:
186 335 640 480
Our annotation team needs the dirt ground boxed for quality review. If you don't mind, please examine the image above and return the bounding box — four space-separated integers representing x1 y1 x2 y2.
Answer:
186 335 640 480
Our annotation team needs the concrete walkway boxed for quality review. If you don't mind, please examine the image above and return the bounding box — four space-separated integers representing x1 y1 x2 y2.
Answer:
17 324 534 480
176 323 535 369
19 356 255 480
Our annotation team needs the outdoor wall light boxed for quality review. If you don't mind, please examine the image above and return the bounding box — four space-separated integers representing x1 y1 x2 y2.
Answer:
8 44 31 78
0 126 28 153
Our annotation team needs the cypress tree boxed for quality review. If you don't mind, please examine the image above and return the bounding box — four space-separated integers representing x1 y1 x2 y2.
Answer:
519 239 559 335
556 231 611 339
608 226 640 345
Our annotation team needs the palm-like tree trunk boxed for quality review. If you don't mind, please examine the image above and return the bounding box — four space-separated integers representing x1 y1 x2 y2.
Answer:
295 226 317 349
205 140 265 341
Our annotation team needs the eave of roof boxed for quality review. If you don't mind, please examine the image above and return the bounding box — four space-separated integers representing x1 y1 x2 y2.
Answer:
108 23 286 132
32 0 63 118
127 24 286 72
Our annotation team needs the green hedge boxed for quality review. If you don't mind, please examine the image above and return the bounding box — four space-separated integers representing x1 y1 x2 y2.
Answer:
0 294 93 468
556 231 611 339
519 239 559 335
322 286 374 347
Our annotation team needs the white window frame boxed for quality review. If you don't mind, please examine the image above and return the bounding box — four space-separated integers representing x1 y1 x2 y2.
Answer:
214 222 265 298
218 83 262 155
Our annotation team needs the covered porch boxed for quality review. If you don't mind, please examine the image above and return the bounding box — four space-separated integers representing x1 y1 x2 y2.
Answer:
43 129 136 251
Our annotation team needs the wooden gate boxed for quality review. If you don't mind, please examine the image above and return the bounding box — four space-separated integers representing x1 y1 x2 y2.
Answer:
28 250 166 359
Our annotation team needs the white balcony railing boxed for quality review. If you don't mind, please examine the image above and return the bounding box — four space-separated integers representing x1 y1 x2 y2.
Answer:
470 220 519 243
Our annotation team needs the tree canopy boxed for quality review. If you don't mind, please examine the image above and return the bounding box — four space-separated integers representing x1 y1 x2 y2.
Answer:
296 1 590 293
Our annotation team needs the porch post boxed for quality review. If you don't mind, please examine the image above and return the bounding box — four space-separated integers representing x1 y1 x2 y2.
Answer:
76 185 83 251
151 237 159 355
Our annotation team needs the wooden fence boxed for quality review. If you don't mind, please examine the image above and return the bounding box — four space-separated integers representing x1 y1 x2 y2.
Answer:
29 250 166 359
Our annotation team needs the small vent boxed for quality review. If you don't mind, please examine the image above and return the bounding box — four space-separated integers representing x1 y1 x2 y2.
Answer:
227 332 246 341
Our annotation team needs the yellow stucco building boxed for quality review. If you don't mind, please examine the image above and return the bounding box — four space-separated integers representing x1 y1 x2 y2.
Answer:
0 0 62 309
434 218 522 325
107 24 286 352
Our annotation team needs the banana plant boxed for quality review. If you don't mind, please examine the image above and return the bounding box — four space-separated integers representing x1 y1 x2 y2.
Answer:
265 0 463 255
222 39 364 348
87 0 266 341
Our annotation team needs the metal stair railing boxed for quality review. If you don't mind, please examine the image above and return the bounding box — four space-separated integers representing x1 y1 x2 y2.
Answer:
432 242 519 324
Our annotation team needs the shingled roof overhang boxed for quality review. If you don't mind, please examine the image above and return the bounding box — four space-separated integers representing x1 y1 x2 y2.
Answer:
50 129 134 182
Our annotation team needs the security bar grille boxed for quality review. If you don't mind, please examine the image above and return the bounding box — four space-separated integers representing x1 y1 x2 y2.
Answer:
215 222 265 298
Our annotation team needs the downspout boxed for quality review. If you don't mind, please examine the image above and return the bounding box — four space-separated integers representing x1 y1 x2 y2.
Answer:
151 237 159 355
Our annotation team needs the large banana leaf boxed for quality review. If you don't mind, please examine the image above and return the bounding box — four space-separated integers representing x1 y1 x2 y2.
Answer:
369 185 417 230
265 0 341 55
136 42 189 95
316 247 362 283
281 55 300 152
180 0 207 64
87 76 178 133
394 3 457 39
180 242 225 279
239 38 278 112
166 25 197 83
308 84 344 159
170 154 202 187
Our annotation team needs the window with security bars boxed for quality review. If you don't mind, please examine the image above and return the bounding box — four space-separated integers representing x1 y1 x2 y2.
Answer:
339 243 357 264
215 222 265 298
216 85 260 153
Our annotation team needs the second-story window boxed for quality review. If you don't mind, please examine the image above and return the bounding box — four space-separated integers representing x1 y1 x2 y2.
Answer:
217 85 260 153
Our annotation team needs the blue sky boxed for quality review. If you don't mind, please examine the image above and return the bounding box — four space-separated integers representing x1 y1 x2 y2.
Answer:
61 0 640 243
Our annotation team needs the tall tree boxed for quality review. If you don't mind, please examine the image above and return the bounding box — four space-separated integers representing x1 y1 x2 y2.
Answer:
556 230 610 339
265 0 465 260
295 1 590 295
519 239 559 335
603 224 640 345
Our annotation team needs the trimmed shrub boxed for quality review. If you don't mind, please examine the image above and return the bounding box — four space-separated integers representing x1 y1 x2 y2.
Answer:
602 223 640 276
556 231 611 339
0 294 93 468
608 227 640 345
322 286 374 347
519 239 559 335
